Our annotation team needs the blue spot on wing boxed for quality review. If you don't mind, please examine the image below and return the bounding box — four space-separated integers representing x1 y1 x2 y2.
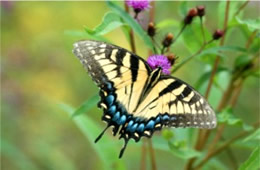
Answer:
105 95 114 106
126 120 134 131
137 123 145 132
108 105 116 115
112 111 120 121
146 120 155 129
118 115 126 125
162 115 170 121
129 123 138 132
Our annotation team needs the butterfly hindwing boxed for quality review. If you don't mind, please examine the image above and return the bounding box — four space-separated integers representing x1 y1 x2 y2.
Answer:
134 75 216 129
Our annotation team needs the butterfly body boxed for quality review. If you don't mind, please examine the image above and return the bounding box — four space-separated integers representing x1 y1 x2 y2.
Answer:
73 40 217 158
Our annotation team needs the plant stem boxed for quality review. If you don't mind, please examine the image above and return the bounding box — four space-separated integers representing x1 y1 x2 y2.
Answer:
229 78 244 107
225 144 238 169
193 121 260 170
172 39 214 73
140 140 147 170
200 18 206 45
148 2 157 169
149 0 155 23
234 0 250 17
245 30 258 48
148 140 157 170
205 0 230 99
173 24 186 44
124 2 136 53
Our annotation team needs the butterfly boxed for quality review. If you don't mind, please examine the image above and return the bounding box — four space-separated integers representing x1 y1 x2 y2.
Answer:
73 40 217 158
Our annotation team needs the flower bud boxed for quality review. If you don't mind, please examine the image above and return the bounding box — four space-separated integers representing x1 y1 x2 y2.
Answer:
213 29 224 40
162 33 174 47
184 8 198 24
147 22 156 37
196 6 205 17
188 8 198 17
167 54 178 66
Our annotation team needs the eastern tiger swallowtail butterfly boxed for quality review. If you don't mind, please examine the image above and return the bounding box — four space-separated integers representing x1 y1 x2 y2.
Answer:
73 40 217 158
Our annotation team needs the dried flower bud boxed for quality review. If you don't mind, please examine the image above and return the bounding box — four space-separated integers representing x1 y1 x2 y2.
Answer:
196 6 205 17
162 33 174 47
167 54 178 66
184 8 198 24
213 29 224 40
188 8 198 17
147 22 156 37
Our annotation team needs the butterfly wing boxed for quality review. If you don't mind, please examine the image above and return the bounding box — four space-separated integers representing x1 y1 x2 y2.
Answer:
133 75 217 129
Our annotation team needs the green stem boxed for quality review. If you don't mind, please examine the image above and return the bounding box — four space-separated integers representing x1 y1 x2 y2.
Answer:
171 39 214 73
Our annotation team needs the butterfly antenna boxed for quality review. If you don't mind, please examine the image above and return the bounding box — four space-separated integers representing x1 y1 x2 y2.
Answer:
95 125 109 143
119 138 129 158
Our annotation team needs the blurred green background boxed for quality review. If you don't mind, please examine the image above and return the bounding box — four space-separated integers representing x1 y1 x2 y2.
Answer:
1 1 259 170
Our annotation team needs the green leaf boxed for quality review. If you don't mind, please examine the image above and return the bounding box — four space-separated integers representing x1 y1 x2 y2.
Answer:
217 107 242 125
168 140 201 159
65 30 109 42
59 103 125 170
194 66 229 90
243 129 260 143
157 19 179 29
236 17 260 32
107 1 154 51
72 95 100 117
178 1 188 17
234 54 253 70
64 30 87 37
85 12 125 36
250 69 260 78
239 146 260 170
199 45 247 58
181 20 202 53
217 107 253 131
162 129 174 141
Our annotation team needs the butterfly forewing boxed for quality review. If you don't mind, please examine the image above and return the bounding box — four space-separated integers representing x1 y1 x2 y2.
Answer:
73 40 151 112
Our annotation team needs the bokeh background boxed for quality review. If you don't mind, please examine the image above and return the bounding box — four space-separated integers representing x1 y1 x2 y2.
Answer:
1 1 259 170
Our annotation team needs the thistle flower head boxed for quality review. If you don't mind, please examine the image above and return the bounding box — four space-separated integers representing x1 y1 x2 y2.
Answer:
147 55 171 75
126 0 151 13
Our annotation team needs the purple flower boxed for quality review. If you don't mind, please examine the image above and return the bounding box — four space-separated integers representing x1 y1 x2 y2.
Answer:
126 0 151 12
147 55 171 75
